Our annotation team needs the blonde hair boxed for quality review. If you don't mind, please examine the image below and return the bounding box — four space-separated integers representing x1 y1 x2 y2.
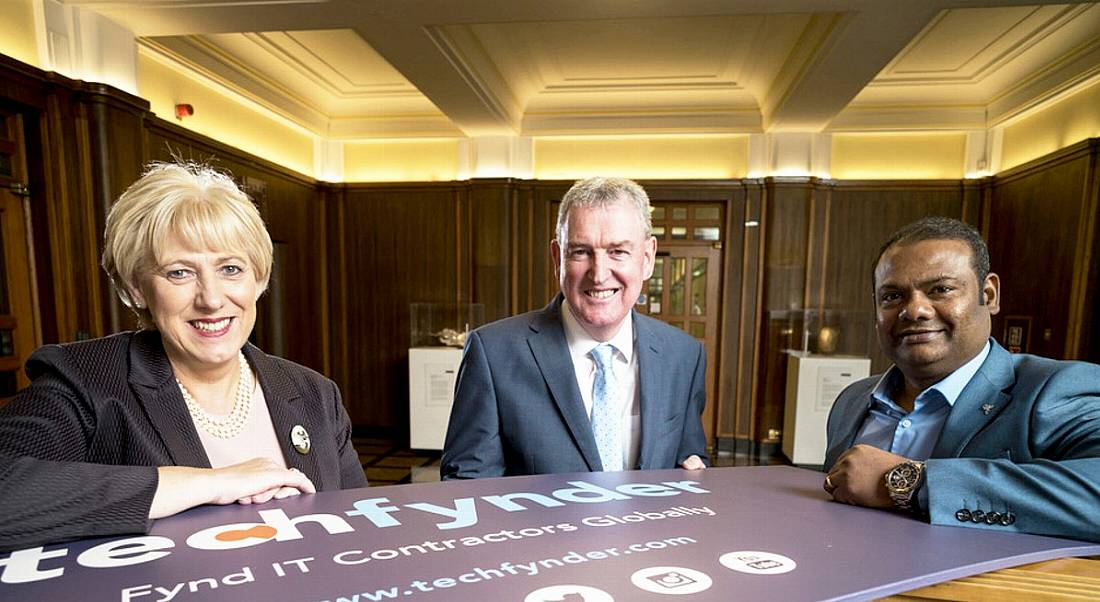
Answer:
101 162 273 324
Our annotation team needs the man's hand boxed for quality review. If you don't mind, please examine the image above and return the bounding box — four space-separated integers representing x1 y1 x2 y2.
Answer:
823 444 907 510
680 454 706 470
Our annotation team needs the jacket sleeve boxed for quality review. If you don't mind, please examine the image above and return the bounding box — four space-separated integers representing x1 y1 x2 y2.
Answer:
0 345 157 551
925 362 1100 541
440 331 505 479
676 340 710 466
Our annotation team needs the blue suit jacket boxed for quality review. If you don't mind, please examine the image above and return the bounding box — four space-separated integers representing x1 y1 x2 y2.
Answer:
441 296 709 479
825 339 1100 541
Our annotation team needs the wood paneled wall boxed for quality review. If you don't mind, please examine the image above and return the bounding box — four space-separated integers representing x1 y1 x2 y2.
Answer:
985 139 1100 362
326 182 468 428
2 52 1097 450
751 178 974 451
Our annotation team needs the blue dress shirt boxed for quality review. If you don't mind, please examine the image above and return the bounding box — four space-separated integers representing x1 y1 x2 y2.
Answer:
853 341 992 460
852 341 991 512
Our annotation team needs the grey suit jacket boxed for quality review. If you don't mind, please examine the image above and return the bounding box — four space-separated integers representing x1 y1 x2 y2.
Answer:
825 339 1100 542
441 296 709 478
0 330 366 551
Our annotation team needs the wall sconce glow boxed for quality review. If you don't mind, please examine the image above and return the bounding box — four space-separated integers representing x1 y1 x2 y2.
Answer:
773 168 812 177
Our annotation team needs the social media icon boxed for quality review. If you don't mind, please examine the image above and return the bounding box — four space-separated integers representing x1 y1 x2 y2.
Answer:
524 585 614 602
719 551 797 575
646 571 698 589
631 566 712 595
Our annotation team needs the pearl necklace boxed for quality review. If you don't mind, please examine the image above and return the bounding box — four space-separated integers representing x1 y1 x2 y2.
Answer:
176 351 253 439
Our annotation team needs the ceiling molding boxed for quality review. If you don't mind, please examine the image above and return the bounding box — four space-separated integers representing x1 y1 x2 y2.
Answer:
873 5 1091 86
423 25 521 132
988 35 1100 125
828 105 988 131
81 0 1100 140
139 37 330 133
522 109 761 136
327 115 463 139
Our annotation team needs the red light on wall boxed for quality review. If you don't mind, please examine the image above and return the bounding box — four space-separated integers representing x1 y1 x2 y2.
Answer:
174 104 194 119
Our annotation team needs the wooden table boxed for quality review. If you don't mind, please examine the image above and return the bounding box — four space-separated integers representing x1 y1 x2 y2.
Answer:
885 557 1100 601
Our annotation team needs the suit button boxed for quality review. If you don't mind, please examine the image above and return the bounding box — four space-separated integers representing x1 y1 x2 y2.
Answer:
971 510 986 523
1001 512 1016 526
956 509 972 522
985 511 1001 525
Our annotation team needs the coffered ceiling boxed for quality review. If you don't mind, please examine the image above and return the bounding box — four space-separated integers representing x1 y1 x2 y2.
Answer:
69 0 1100 139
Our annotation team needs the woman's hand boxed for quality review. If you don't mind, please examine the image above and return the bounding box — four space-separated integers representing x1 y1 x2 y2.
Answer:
150 458 316 519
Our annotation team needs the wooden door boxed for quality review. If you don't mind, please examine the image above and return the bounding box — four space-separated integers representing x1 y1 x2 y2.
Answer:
0 110 41 400
636 203 725 443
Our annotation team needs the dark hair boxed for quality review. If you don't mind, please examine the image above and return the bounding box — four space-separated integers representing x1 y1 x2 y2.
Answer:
872 217 990 300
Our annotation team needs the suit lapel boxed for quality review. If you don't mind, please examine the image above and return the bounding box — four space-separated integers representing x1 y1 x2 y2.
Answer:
527 297 602 471
634 313 664 469
245 345 325 487
931 341 1014 458
830 396 873 465
128 331 211 468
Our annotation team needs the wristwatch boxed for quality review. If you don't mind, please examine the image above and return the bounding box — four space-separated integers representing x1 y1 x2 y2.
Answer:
885 460 925 514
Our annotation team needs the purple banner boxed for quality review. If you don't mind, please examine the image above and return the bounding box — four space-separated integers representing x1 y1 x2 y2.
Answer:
2 466 1098 601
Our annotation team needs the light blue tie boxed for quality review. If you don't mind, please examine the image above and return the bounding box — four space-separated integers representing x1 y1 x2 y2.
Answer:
590 343 623 471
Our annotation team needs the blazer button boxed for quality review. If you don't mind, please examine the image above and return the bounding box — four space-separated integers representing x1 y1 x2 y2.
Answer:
971 510 986 523
985 511 1001 525
955 509 972 522
1001 512 1016 526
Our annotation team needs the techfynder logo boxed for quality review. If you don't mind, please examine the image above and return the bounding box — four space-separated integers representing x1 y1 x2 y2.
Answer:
0 478 710 584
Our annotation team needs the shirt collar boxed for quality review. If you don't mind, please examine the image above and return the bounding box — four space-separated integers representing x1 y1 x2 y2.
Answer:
561 300 634 362
872 339 992 409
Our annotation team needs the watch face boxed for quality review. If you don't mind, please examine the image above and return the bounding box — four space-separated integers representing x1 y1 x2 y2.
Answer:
887 463 920 492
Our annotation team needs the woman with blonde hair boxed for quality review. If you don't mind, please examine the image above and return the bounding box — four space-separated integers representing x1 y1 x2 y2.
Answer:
0 162 366 551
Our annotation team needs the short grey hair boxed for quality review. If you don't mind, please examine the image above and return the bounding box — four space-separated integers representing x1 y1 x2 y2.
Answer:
555 177 652 243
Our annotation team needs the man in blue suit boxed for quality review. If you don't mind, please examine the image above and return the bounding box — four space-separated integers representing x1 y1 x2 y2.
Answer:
823 217 1100 541
441 177 708 479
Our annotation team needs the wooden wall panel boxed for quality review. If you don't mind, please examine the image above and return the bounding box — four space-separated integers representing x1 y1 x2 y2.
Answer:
83 85 148 335
508 183 554 314
755 179 812 448
753 179 969 453
820 182 968 372
730 181 764 446
467 180 513 323
332 184 465 429
0 61 154 346
988 140 1099 361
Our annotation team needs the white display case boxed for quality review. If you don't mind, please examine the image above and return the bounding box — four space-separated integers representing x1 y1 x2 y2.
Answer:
408 346 463 450
782 351 871 466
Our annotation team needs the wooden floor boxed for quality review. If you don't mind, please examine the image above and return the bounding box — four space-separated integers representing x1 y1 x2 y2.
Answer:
354 437 443 486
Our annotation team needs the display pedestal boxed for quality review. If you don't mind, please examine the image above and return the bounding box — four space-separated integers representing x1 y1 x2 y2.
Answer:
782 351 871 466
408 346 463 450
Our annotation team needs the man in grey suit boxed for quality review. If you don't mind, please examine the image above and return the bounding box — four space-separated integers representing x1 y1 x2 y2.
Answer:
823 217 1100 542
441 177 708 479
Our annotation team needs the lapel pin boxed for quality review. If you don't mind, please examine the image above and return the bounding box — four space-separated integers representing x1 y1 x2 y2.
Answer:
291 424 311 454
981 404 995 415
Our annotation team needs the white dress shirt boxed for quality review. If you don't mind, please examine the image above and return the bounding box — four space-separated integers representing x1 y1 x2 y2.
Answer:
561 302 641 470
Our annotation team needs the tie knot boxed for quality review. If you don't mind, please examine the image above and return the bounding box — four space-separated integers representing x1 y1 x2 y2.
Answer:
591 344 615 370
